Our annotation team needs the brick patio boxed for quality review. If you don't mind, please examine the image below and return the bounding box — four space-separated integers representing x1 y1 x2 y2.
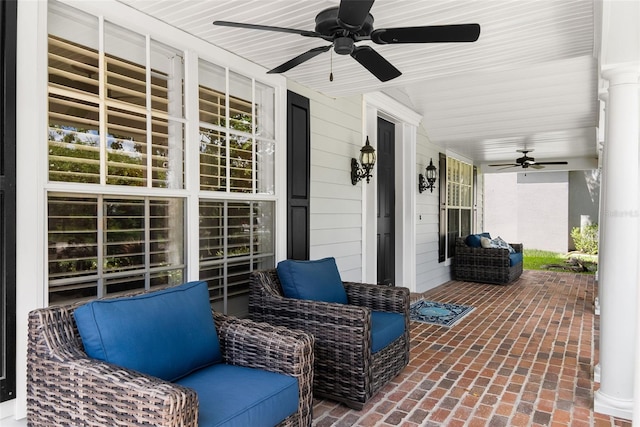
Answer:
312 270 632 426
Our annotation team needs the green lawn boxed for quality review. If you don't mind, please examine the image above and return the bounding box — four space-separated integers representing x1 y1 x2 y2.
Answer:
523 249 566 270
523 249 597 274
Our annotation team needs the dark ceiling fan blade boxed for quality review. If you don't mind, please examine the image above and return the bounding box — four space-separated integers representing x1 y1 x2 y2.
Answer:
350 46 401 82
535 161 568 165
267 45 332 74
337 0 375 31
488 163 518 167
371 23 481 44
213 20 325 39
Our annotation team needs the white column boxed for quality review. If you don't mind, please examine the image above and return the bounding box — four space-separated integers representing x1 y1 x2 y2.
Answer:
594 69 640 420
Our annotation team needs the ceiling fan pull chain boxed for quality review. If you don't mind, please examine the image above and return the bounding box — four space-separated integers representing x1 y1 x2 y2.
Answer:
329 48 334 82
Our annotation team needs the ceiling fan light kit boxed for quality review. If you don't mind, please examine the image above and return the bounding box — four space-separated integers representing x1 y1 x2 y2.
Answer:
213 0 480 82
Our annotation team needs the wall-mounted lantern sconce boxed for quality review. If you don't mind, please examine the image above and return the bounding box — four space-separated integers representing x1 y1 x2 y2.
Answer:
419 158 437 193
351 136 376 185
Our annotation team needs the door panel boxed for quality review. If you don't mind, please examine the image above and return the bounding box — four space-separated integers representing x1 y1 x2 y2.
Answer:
376 118 395 285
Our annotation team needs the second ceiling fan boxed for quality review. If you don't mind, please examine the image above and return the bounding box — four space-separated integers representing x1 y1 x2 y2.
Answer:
213 0 481 82
489 150 569 170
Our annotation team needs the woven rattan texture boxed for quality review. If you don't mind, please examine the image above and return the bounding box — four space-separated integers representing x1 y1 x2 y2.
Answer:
249 269 410 410
453 237 523 285
27 289 314 427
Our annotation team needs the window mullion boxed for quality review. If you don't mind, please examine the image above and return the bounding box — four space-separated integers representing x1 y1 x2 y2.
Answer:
146 34 152 189
252 79 256 194
98 16 107 187
145 197 151 289
223 200 229 313
225 68 230 192
97 194 105 298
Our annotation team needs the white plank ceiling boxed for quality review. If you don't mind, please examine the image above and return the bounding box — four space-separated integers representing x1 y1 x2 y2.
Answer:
118 0 600 171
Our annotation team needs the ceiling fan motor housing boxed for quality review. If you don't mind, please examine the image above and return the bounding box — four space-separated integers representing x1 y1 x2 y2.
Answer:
334 36 354 54
315 7 374 37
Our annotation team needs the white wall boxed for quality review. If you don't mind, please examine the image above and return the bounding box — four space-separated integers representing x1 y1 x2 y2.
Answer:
518 172 569 252
415 124 452 292
484 173 519 239
484 171 570 253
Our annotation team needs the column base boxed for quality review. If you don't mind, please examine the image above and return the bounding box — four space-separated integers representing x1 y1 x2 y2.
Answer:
594 390 633 420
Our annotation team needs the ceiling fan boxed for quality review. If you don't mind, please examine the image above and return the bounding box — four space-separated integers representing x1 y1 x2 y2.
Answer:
213 0 480 82
489 150 569 170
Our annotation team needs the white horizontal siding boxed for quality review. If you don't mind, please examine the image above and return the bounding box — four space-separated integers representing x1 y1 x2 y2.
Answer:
415 122 452 292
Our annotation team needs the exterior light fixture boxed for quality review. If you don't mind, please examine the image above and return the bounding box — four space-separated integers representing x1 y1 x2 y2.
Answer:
351 136 376 185
419 158 437 193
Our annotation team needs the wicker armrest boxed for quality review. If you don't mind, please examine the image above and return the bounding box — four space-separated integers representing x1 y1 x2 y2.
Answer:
214 312 314 376
256 293 371 336
510 243 523 253
213 313 314 427
343 281 410 313
462 245 510 256
27 308 198 427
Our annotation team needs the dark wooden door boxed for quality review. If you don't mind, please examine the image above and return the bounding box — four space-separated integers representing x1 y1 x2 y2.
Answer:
286 91 310 260
377 118 395 285
0 0 16 402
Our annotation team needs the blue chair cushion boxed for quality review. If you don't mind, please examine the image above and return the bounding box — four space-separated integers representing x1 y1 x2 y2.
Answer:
465 232 491 248
509 252 524 266
175 364 299 427
371 311 406 353
74 281 221 382
277 257 348 304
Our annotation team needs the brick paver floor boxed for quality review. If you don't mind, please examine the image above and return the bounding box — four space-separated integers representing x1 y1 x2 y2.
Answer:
312 270 631 426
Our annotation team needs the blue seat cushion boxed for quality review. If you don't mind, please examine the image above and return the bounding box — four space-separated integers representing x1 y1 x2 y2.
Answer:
74 281 221 382
277 257 348 304
175 364 299 427
509 252 524 266
371 311 406 353
465 232 491 248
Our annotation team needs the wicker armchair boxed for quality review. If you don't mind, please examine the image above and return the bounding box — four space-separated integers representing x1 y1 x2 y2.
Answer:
249 269 410 410
453 236 524 285
27 295 314 427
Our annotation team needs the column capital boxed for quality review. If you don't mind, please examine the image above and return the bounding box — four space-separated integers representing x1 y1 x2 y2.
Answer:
602 66 640 86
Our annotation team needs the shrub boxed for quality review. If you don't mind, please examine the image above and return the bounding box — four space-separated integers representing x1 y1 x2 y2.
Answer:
571 223 598 255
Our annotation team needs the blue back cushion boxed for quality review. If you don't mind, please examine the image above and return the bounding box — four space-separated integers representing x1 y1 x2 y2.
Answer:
277 257 348 304
74 281 221 382
465 232 491 248
371 311 406 353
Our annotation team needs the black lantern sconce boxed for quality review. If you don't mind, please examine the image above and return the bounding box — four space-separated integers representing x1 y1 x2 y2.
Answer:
419 158 437 193
351 136 376 185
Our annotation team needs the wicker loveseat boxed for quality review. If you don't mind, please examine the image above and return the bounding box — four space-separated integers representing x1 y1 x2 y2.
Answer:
27 281 314 427
249 264 410 410
453 235 524 285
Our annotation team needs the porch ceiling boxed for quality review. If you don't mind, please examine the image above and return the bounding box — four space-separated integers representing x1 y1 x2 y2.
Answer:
118 0 600 171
